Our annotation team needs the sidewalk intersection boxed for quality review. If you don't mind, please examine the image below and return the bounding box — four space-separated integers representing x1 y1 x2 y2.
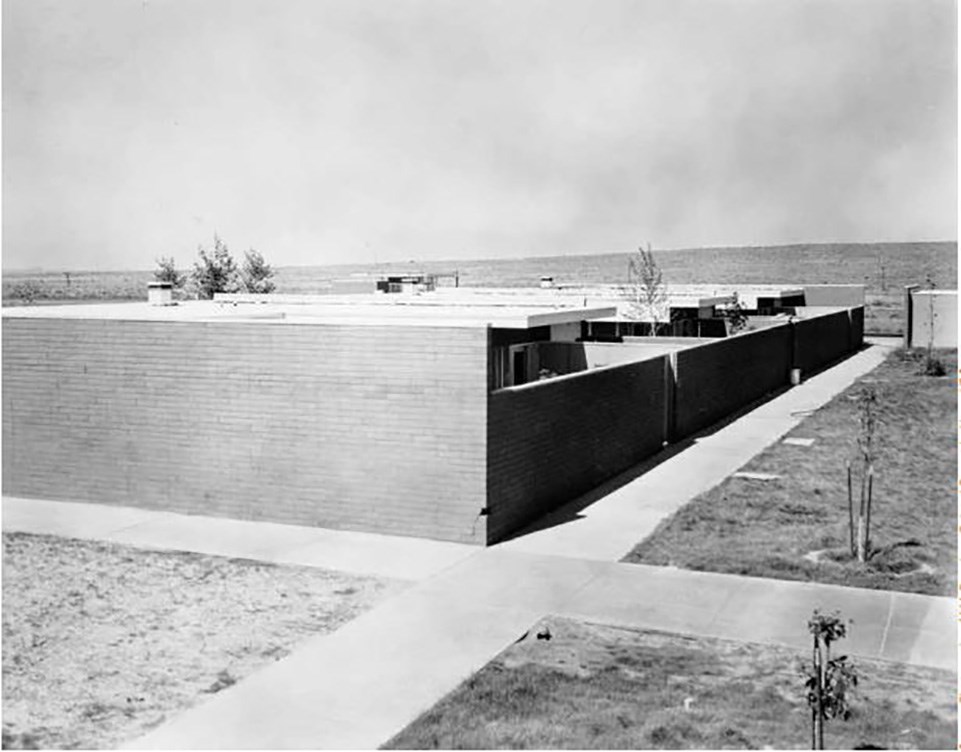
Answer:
3 339 954 749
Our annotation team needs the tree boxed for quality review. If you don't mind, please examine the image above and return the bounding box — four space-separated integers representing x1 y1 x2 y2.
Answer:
625 243 668 335
241 248 275 294
154 256 186 291
191 235 240 300
805 610 858 749
722 292 749 334
847 385 878 562
10 280 43 304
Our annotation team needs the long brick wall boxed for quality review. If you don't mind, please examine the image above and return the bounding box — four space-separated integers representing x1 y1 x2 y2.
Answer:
2 317 489 543
672 324 794 438
486 357 668 543
792 307 865 376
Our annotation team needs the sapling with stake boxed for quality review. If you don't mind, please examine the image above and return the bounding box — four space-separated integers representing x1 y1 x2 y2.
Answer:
848 385 878 562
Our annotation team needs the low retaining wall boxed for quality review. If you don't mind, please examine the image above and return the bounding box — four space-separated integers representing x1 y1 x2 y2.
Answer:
487 356 669 543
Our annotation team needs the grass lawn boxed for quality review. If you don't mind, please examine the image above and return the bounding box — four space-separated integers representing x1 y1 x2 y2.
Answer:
2 532 405 749
384 616 956 750
623 348 957 596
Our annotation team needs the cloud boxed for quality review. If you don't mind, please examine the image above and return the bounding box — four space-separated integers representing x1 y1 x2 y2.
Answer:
2 0 956 269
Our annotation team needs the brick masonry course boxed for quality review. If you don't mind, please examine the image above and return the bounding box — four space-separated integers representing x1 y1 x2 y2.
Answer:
2 318 489 544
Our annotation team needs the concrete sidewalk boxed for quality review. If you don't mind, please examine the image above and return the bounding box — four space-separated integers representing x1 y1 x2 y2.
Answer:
125 549 955 749
1 496 476 582
5 339 955 750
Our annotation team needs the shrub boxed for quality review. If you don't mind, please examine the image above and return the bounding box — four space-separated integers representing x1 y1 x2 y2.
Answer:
921 354 946 377
241 249 275 294
154 257 186 291
191 235 241 300
9 280 43 304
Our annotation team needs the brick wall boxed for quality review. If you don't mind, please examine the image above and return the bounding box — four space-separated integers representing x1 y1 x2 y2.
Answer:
486 357 668 543
2 317 489 543
792 307 864 375
673 324 793 437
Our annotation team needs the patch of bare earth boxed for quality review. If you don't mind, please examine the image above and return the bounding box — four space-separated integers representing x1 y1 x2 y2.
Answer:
2 532 406 749
384 616 957 750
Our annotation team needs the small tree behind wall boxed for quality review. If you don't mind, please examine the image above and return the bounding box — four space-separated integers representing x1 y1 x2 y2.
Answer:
241 248 276 294
723 292 749 334
154 256 186 292
192 235 241 300
921 276 947 376
626 243 668 335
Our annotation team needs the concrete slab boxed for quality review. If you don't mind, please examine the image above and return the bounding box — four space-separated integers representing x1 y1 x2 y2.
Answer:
708 576 889 659
558 563 955 671
414 548 614 612
783 437 816 447
731 472 782 481
2 496 478 581
1 497 162 539
882 591 958 670
559 564 746 636
269 532 478 581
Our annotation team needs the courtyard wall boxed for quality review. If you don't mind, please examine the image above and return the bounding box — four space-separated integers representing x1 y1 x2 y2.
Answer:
792 306 865 376
672 324 794 437
486 356 668 543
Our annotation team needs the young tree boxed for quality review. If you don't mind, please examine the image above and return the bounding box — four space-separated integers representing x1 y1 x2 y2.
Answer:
241 248 276 294
154 256 186 291
805 610 858 750
722 292 749 334
847 385 878 562
191 235 240 300
625 243 668 335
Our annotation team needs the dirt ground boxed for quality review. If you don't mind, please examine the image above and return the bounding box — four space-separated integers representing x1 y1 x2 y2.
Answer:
2 532 406 749
386 616 957 750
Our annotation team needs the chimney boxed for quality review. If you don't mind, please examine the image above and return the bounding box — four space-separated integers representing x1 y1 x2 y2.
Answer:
148 281 174 306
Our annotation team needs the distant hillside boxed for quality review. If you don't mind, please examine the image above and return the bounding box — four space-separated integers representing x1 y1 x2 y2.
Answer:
4 240 956 304
273 240 957 295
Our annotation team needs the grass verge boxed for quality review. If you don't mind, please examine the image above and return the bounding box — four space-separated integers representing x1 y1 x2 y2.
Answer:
384 616 956 750
2 532 405 749
623 348 957 595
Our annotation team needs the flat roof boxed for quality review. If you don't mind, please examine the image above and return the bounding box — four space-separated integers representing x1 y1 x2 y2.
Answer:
2 298 616 330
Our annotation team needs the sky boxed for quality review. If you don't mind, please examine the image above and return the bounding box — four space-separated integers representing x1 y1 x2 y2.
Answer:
2 0 957 271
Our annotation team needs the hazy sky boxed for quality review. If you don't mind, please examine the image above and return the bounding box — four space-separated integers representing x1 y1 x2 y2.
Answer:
3 0 957 270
